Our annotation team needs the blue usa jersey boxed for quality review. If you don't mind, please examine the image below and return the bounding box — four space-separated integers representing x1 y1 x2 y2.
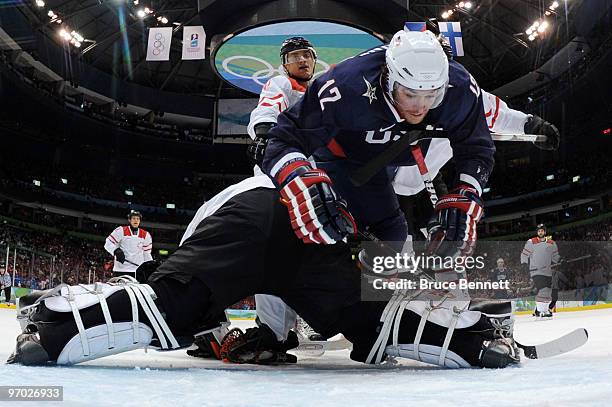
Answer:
262 45 495 194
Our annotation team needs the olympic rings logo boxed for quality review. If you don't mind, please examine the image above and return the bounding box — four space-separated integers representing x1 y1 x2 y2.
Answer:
152 32 166 56
220 55 331 86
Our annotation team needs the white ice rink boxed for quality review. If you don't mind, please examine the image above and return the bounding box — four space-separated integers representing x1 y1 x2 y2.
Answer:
1 307 611 407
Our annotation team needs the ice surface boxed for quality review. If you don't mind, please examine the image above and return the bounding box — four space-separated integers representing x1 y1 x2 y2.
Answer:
1 307 611 407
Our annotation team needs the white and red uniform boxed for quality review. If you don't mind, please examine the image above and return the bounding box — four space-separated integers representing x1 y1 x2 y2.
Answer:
247 75 307 140
392 90 529 196
104 226 153 274
520 237 560 278
247 74 308 341
521 236 560 314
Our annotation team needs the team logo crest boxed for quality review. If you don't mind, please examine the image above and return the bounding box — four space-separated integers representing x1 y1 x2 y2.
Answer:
362 76 377 104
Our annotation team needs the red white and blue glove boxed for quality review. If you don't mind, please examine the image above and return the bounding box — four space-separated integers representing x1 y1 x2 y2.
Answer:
277 162 357 244
427 185 484 258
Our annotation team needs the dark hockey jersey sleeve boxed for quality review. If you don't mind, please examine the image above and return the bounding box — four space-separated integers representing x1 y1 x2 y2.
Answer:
262 72 340 180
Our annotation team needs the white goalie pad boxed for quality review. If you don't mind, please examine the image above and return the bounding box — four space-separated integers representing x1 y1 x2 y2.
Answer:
385 344 470 368
57 322 154 365
19 276 179 365
366 290 482 368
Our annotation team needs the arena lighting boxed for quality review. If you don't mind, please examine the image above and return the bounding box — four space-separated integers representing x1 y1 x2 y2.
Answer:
546 174 555 181
33 180 41 186
442 11 450 19
60 178 68 184
166 203 176 209
125 189 134 196
35 0 45 7
136 9 145 18
572 176 581 183
464 1 472 8
161 17 168 24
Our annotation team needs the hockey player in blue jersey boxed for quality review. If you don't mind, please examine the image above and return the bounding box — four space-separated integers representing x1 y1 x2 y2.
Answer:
262 30 493 255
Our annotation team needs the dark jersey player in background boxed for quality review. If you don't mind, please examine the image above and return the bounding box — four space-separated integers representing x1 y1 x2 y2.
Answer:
262 29 493 258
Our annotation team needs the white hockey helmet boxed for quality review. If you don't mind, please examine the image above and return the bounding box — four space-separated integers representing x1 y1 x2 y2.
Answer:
385 30 449 109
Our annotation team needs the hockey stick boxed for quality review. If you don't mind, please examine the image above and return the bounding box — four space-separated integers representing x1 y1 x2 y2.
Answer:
516 328 588 359
357 232 590 361
350 130 547 187
350 129 447 187
491 133 547 143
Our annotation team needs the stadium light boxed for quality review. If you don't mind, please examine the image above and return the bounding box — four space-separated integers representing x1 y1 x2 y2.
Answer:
464 1 472 8
166 203 176 209
161 17 168 24
546 174 555 181
442 11 450 19
61 178 68 184
33 180 41 187
35 0 45 7
572 176 580 183
125 189 134 196
136 9 145 18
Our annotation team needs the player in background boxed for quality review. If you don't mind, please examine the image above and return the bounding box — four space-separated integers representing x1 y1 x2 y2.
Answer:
104 211 153 277
247 37 317 173
247 37 324 345
489 258 512 299
521 224 560 318
1 266 12 304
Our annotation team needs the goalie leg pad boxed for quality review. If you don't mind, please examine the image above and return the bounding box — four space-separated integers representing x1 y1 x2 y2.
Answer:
366 290 520 368
10 277 180 365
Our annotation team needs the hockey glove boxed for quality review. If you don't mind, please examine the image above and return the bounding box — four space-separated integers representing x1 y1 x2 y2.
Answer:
426 185 484 259
278 162 357 244
525 115 560 151
247 123 274 165
114 248 126 264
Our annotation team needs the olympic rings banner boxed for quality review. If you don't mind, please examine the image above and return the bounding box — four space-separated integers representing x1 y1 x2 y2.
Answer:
213 21 384 95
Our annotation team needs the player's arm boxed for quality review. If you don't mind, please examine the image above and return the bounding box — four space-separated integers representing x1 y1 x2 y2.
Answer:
520 240 533 264
247 77 294 164
247 76 293 139
482 90 559 150
143 231 153 262
104 227 125 263
550 240 561 264
262 75 355 244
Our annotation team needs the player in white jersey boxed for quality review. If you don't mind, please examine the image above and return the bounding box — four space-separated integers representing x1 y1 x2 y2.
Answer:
247 37 325 344
521 224 560 318
104 211 153 277
247 36 316 173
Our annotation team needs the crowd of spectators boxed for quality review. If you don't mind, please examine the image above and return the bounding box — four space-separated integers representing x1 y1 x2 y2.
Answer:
0 224 111 290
